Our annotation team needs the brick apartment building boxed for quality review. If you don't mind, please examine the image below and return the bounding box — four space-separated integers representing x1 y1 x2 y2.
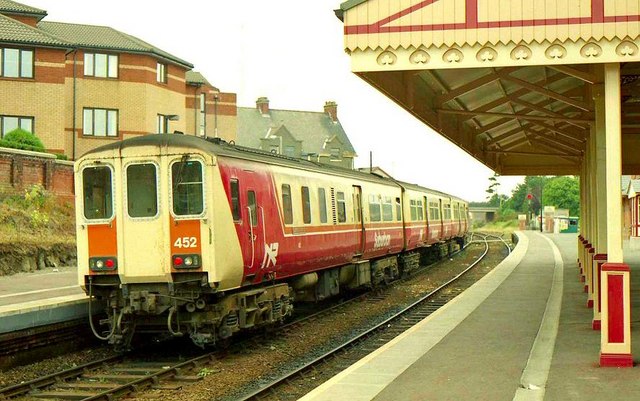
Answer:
0 0 236 160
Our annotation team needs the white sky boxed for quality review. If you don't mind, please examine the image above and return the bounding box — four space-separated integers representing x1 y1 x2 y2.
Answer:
28 0 523 201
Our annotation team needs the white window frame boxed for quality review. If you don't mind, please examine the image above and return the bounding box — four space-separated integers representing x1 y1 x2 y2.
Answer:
0 48 33 78
0 115 34 138
83 108 118 137
84 53 118 78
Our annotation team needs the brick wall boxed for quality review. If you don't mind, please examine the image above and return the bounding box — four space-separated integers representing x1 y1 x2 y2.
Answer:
0 147 74 204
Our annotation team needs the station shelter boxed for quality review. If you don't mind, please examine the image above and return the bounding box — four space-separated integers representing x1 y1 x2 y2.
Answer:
336 0 640 367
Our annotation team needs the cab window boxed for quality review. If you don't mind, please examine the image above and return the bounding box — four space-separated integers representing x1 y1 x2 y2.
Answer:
171 160 204 216
126 163 158 218
83 166 113 220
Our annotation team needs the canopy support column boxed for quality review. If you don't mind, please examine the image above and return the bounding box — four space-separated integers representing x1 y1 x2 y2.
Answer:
599 63 632 368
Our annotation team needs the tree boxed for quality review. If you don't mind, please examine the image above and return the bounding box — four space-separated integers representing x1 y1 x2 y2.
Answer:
508 176 549 213
0 128 45 152
485 173 500 203
543 176 580 215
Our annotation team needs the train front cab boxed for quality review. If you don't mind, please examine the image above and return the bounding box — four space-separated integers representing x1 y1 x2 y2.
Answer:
76 144 244 345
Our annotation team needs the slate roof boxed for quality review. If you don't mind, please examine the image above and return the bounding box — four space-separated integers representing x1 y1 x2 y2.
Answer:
628 179 640 196
0 12 67 46
622 175 631 194
237 107 356 157
38 21 193 68
0 0 46 18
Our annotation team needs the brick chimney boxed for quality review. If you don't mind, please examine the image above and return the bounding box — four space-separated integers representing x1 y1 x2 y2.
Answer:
324 101 338 122
256 97 269 115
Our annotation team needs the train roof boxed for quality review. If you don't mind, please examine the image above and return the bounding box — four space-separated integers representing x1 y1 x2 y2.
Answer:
79 134 467 203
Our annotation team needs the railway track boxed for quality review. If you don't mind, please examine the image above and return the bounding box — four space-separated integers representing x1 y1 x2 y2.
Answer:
234 232 509 401
0 234 505 401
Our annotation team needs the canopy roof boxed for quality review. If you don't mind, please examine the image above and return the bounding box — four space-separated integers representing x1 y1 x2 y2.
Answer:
338 0 640 175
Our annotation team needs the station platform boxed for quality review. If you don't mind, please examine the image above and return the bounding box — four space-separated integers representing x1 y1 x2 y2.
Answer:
301 231 640 401
0 267 92 333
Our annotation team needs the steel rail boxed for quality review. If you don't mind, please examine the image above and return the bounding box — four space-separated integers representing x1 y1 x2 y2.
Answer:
236 234 491 401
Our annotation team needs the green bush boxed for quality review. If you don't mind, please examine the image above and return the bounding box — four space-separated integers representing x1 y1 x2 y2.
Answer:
0 128 45 152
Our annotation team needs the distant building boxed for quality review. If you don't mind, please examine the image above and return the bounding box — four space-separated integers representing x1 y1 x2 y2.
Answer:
237 97 357 169
623 175 640 248
0 0 236 159
469 206 499 225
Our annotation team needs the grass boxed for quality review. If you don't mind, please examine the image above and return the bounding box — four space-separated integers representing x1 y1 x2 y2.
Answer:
473 219 519 236
0 185 75 246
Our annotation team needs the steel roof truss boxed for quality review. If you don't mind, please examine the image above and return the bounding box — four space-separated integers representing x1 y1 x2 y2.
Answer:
497 71 592 112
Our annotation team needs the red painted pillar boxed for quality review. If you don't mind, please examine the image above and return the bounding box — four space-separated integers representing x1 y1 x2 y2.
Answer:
587 247 595 305
578 235 584 269
592 254 606 330
600 263 633 367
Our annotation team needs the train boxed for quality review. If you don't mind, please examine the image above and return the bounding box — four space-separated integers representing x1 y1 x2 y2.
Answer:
75 134 469 348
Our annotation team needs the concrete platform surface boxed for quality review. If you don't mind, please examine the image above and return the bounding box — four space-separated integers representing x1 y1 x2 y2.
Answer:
301 232 640 401
0 266 92 333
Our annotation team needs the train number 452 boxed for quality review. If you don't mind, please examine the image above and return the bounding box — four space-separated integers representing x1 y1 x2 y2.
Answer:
174 236 197 248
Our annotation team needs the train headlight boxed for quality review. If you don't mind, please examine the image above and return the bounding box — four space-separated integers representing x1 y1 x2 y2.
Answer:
173 254 201 269
89 257 118 272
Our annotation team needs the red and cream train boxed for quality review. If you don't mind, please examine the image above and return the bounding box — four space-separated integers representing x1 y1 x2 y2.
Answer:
75 134 469 347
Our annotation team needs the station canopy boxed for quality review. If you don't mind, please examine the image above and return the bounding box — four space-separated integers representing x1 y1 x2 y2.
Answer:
337 0 640 175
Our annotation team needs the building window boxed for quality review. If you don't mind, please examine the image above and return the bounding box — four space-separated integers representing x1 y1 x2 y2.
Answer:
84 53 118 78
284 146 295 157
282 184 293 224
157 62 167 83
199 93 206 136
83 108 118 137
330 147 341 161
0 48 33 78
0 115 33 138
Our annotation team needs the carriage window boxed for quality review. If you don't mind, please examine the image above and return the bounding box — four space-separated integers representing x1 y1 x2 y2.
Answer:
429 201 440 221
83 166 113 220
127 163 158 218
318 188 327 223
443 203 452 220
395 197 402 221
301 186 311 224
230 179 241 221
382 196 393 221
416 200 424 221
282 184 293 224
171 160 204 216
336 191 346 223
369 194 381 222
248 190 257 227
410 200 417 221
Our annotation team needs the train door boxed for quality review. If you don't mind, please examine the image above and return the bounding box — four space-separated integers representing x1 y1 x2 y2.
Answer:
353 186 365 255
240 177 265 278
439 199 445 237
423 196 429 242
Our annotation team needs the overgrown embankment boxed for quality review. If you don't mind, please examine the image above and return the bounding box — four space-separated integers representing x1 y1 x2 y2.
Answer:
0 185 76 276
